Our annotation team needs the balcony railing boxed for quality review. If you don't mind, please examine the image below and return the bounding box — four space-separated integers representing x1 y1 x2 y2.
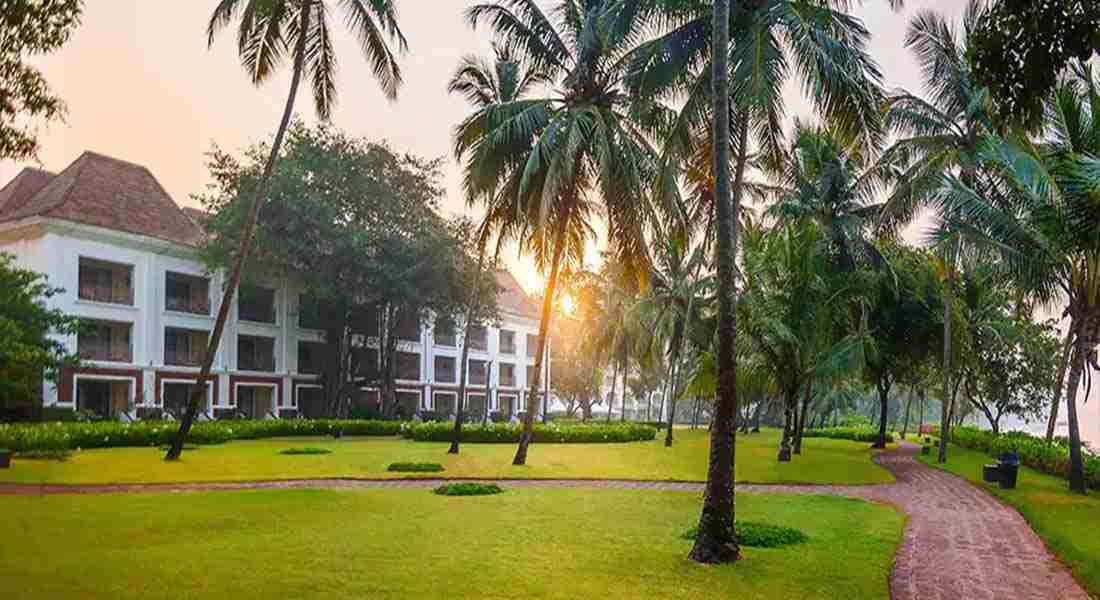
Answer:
239 357 276 372
78 283 133 306
78 345 131 363
165 350 204 367
166 296 211 315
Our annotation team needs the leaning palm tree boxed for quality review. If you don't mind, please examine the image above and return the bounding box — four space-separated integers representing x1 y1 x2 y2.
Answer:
447 43 548 454
166 0 407 460
456 0 659 466
878 1 993 464
936 75 1100 493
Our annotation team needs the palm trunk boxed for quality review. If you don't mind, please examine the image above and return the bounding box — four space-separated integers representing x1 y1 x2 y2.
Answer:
901 389 913 439
937 263 955 464
664 347 682 447
874 377 890 449
778 387 795 461
606 360 619 423
1065 319 1088 494
688 0 740 564
1046 328 1075 442
794 381 811 454
513 216 569 466
165 6 311 461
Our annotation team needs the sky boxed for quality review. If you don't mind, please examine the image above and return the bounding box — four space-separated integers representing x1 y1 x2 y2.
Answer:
2 0 968 293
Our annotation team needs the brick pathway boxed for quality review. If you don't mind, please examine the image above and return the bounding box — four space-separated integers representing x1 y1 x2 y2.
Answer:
0 444 1089 599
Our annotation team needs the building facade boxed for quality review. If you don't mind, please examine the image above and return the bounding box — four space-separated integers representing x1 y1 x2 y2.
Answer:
0 151 549 421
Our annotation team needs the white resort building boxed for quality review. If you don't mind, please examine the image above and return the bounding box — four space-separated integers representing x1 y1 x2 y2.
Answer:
0 151 550 421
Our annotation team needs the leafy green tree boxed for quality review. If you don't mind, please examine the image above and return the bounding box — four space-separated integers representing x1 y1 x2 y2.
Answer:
195 124 467 419
0 253 81 412
971 0 1099 127
936 133 1100 494
0 0 82 161
861 242 943 449
954 269 1060 434
456 0 657 465
168 0 407 460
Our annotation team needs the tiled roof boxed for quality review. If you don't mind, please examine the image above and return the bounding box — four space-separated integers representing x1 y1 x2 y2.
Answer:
495 270 540 319
0 167 55 215
0 151 205 247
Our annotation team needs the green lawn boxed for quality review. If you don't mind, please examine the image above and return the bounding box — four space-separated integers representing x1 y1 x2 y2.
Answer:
919 443 1100 596
0 428 893 486
0 488 904 599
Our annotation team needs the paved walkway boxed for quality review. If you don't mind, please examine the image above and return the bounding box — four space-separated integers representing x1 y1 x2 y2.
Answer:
0 444 1089 599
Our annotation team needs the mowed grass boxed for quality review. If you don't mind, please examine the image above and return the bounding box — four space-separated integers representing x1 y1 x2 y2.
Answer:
920 443 1100 596
0 488 904 599
0 428 893 486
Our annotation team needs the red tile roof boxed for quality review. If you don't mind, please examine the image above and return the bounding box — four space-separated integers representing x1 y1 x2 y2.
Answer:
0 151 205 247
0 167 55 215
495 270 540 319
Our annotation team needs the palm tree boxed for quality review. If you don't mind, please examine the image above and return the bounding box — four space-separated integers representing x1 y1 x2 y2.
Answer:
447 43 548 454
687 0 738 566
456 0 658 465
936 72 1100 493
879 1 993 463
167 0 407 460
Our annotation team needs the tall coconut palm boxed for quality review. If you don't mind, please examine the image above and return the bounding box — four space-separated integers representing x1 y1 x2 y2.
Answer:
447 43 549 454
936 73 1100 493
167 0 407 460
687 0 738 566
878 1 993 463
456 0 659 465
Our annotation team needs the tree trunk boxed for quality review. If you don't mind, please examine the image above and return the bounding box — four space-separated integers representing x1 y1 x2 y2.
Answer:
448 247 489 453
664 352 681 447
606 361 619 423
1046 328 1075 442
513 216 569 466
874 377 891 449
778 386 795 462
937 264 955 464
794 381 811 455
166 6 311 461
918 388 926 436
752 398 762 433
1064 319 1088 494
688 0 740 564
901 389 913 439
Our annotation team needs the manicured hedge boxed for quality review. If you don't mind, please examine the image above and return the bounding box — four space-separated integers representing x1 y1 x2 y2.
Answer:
0 419 403 452
403 421 658 444
682 521 808 547
803 427 896 444
950 427 1100 489
433 482 502 496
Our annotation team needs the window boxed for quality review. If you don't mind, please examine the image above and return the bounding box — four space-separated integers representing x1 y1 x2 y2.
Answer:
238 335 275 372
78 321 132 362
468 326 488 351
526 334 540 358
396 351 420 380
434 356 456 383
165 328 208 366
466 393 488 416
469 359 488 386
239 286 276 323
298 341 324 375
165 272 210 315
299 294 323 329
78 258 133 305
355 347 380 380
498 393 518 416
433 391 457 414
499 363 516 387
434 316 457 347
395 390 421 416
500 330 516 354
396 311 420 342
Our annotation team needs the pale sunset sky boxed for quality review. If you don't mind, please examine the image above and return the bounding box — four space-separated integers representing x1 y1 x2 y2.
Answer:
2 0 967 292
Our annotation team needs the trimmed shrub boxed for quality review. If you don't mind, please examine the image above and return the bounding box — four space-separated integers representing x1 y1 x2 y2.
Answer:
14 449 72 461
949 426 1100 489
433 482 502 496
0 419 404 452
403 421 657 444
157 444 201 452
279 447 332 455
681 521 808 547
387 462 445 473
803 427 895 444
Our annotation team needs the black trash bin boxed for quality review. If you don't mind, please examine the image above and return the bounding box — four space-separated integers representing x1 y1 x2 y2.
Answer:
982 463 1000 483
998 451 1020 489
